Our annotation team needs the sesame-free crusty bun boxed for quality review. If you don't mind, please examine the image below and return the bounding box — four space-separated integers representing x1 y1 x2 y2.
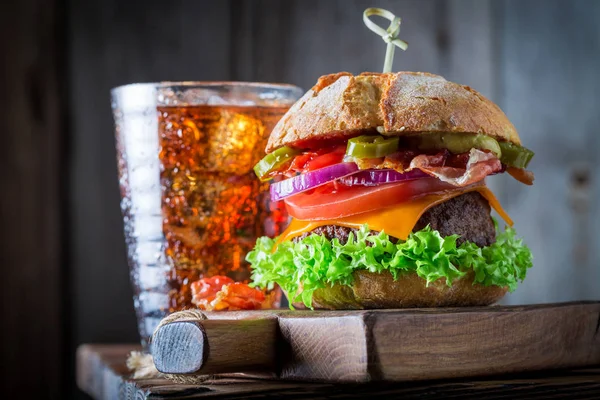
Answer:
266 71 520 152
293 270 508 310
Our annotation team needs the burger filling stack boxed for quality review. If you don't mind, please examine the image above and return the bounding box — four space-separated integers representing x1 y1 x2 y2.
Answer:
247 72 534 309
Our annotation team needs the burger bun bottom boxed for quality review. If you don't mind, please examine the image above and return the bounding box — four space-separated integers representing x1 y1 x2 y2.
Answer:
291 270 508 310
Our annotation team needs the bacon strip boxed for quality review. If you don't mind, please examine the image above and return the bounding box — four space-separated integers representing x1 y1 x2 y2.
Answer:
408 149 502 187
289 146 532 188
507 166 535 185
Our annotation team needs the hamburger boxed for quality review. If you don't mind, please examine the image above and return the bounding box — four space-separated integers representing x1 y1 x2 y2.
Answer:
247 71 534 309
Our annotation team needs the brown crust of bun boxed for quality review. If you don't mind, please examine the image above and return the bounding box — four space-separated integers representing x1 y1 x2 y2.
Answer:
293 270 507 310
266 71 520 152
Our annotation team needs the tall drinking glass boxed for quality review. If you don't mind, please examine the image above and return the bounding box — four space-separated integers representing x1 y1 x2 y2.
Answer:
111 82 303 344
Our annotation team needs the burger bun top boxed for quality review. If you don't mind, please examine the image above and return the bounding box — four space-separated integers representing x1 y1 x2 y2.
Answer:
266 71 520 152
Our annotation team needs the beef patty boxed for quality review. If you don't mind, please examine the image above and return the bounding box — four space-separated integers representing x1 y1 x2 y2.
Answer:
293 192 496 247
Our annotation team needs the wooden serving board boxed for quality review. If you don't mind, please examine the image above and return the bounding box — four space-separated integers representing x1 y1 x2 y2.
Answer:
76 344 600 399
77 344 600 400
151 301 600 383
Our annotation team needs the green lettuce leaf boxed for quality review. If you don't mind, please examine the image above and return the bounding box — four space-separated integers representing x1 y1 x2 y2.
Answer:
246 224 533 309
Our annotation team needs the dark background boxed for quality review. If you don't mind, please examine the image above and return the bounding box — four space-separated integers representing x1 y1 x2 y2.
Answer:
2 0 599 398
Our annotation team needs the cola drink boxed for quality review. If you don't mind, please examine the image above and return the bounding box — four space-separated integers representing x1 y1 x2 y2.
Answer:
111 83 302 343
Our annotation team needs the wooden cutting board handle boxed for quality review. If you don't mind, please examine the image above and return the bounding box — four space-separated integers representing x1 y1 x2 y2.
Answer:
151 317 278 375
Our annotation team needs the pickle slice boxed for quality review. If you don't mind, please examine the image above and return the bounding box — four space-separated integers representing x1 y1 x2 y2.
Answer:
414 132 502 159
412 132 534 168
346 135 400 158
253 146 300 182
498 141 534 169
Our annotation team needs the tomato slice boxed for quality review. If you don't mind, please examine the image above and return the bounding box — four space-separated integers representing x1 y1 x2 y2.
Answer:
190 276 269 311
285 145 346 175
284 178 467 220
190 275 234 304
304 147 345 171
220 283 266 310
287 153 315 173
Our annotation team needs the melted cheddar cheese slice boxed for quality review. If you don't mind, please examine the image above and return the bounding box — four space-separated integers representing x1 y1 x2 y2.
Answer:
278 186 512 243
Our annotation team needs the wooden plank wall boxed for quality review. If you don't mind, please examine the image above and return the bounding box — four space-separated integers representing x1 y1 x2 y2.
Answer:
0 0 64 398
0 0 589 398
497 0 600 304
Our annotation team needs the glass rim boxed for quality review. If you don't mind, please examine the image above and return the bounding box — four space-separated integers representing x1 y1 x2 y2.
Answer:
111 81 304 96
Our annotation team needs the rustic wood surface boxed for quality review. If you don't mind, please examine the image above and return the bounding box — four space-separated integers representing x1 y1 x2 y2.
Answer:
0 0 64 397
77 343 600 399
150 302 600 383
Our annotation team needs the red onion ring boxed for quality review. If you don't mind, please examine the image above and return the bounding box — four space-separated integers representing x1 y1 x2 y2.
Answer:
270 162 359 202
338 169 429 187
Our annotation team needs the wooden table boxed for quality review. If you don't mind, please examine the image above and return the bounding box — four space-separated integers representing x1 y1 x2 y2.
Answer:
77 344 600 399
